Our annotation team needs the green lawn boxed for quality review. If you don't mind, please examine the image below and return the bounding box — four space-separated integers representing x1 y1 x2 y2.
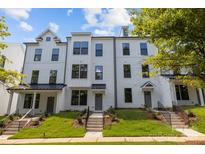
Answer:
10 112 85 139
103 109 182 137
184 106 205 134
0 116 6 121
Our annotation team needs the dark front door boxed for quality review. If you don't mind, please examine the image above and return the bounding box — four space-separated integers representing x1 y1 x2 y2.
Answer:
47 97 55 114
95 94 103 111
144 91 152 108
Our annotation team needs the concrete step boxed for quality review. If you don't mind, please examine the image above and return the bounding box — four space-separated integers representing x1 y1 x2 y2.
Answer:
171 121 185 125
172 125 188 128
86 128 103 132
87 121 103 124
7 124 25 128
87 124 103 128
3 130 18 135
5 127 20 131
88 119 103 123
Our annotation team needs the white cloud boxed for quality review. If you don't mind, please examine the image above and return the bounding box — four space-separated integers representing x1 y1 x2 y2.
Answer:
94 29 114 36
19 21 33 31
49 22 59 33
82 8 130 32
1 8 31 20
67 9 73 16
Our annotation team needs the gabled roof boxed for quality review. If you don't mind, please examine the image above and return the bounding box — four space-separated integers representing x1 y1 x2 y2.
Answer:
141 81 155 88
35 28 61 42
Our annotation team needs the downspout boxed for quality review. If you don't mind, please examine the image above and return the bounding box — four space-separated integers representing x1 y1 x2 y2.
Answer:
113 37 117 108
63 41 68 84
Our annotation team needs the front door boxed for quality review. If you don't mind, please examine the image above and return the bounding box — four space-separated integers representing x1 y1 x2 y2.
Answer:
95 94 103 111
144 91 152 108
46 97 55 114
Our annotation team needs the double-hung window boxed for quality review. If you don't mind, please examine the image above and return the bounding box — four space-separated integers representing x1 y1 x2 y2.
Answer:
73 41 88 55
51 48 59 61
95 65 103 80
72 64 88 79
34 49 42 61
175 85 189 100
96 44 103 56
123 64 131 78
49 70 57 84
140 43 148 55
71 90 87 106
31 70 39 84
123 43 130 55
124 88 132 103
142 65 149 78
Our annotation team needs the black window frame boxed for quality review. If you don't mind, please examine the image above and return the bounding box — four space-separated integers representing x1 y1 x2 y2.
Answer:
31 70 39 84
71 90 87 106
95 65 103 80
124 88 132 103
175 85 189 100
81 41 88 55
49 70 57 84
123 64 131 78
51 48 59 61
122 43 130 55
142 65 149 78
96 43 103 57
23 94 33 109
140 43 148 55
71 64 88 79
34 49 42 61
73 41 88 55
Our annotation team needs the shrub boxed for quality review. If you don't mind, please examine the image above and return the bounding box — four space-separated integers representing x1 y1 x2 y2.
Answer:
8 115 14 121
187 111 195 117
0 128 3 135
31 121 39 126
80 109 86 117
107 106 116 115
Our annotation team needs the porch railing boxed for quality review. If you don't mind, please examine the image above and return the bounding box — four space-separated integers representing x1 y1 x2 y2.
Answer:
18 109 33 131
85 106 90 128
157 101 172 126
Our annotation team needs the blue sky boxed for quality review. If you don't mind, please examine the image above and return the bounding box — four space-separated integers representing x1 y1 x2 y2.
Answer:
0 8 131 43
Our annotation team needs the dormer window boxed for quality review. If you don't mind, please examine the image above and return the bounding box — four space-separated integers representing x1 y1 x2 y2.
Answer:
46 37 51 41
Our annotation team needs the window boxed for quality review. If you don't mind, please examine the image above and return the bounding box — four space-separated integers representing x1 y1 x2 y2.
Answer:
122 43 130 55
46 37 51 41
96 44 103 56
0 56 6 68
95 66 103 80
140 43 148 55
142 65 149 78
23 94 40 109
73 41 88 55
71 90 87 106
31 70 39 84
34 49 42 61
72 64 87 79
49 70 57 84
35 94 40 109
23 94 33 109
123 64 131 78
175 85 189 100
124 88 132 103
51 48 59 61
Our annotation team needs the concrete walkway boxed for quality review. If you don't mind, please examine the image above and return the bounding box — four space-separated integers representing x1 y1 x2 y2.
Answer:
176 128 205 137
1 136 205 144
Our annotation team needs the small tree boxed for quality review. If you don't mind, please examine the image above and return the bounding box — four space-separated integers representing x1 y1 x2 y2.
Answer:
0 16 24 86
130 9 205 88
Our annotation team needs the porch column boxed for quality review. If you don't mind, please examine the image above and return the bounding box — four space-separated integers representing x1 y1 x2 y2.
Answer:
7 91 14 115
32 92 36 115
198 88 205 106
169 81 177 106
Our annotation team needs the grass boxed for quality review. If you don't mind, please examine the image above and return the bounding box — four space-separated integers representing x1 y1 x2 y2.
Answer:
184 106 205 134
103 109 182 137
10 112 85 139
0 116 6 121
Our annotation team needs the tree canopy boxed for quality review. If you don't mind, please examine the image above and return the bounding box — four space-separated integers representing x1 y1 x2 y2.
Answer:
0 16 24 86
130 8 205 88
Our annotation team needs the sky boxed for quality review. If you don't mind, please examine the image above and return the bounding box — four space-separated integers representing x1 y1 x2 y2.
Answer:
0 8 132 43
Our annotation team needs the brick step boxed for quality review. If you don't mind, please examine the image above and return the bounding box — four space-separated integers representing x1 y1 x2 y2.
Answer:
86 128 103 132
87 124 103 128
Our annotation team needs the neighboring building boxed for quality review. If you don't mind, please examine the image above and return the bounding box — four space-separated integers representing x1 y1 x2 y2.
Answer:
0 43 25 115
7 28 205 115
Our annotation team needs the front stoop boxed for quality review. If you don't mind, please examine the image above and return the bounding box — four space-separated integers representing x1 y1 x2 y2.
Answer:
86 113 103 132
3 120 27 135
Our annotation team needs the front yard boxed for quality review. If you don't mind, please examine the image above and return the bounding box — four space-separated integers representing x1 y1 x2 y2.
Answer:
184 106 205 134
103 109 182 137
10 112 86 139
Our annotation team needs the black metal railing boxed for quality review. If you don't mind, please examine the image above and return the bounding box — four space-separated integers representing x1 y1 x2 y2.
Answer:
85 106 90 128
157 101 172 126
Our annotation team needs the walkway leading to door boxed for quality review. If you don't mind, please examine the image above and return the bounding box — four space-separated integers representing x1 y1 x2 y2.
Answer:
86 112 103 132
176 128 205 137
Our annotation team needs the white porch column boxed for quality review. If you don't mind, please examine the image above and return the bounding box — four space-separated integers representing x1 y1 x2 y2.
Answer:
169 81 177 106
198 88 205 106
7 91 14 115
32 92 36 115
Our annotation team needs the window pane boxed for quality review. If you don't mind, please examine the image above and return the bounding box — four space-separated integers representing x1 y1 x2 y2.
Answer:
73 42 81 55
95 66 103 80
81 41 88 55
46 37 51 41
51 48 59 61
96 44 103 56
124 64 131 78
175 85 181 100
80 90 87 105
125 88 132 103
123 43 130 55
49 70 57 84
140 43 148 55
142 65 149 78
24 94 33 109
72 65 79 78
71 90 79 105
80 64 87 78
31 70 39 84
35 94 40 109
34 49 42 61
180 85 189 100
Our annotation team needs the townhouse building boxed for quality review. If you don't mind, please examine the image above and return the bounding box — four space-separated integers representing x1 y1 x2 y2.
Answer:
7 28 205 115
